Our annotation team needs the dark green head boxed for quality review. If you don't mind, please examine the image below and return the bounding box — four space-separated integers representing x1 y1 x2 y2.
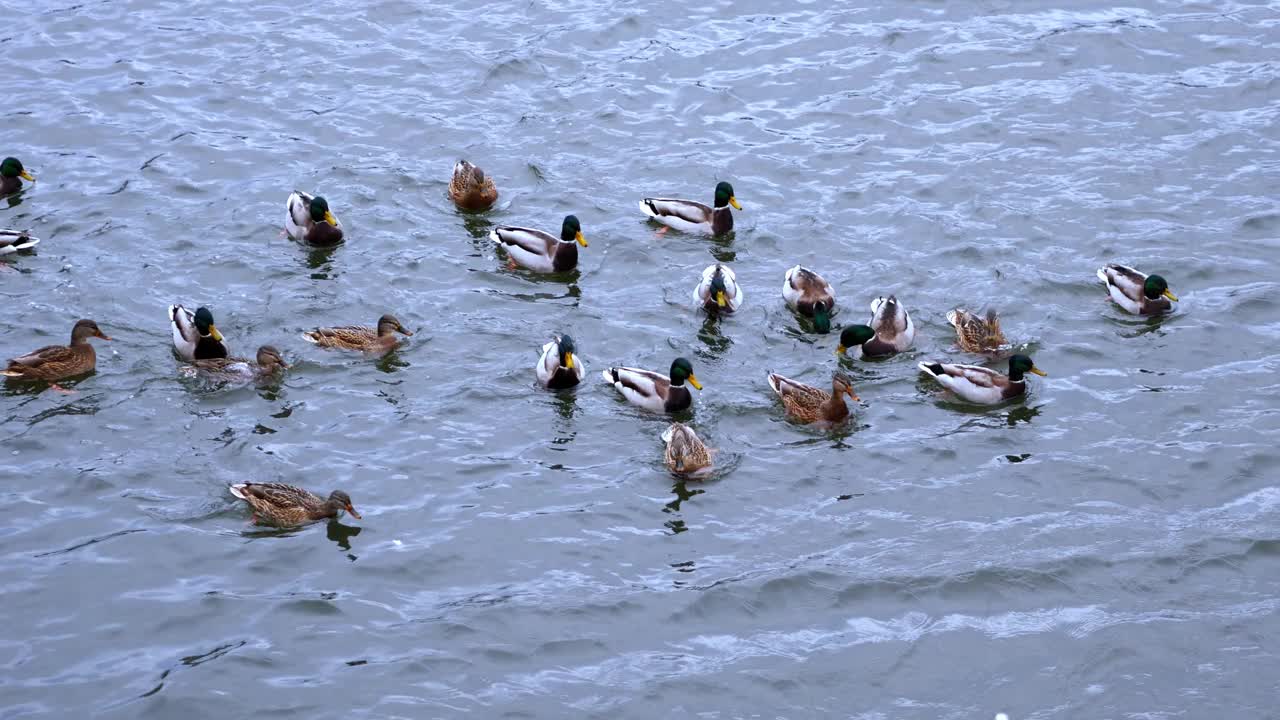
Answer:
309 196 337 226
193 307 217 335
812 301 832 334
557 335 577 368
669 357 703 390
713 181 742 210
837 325 875 355
1143 274 1177 302
1008 354 1047 381
560 215 587 246
1 157 33 181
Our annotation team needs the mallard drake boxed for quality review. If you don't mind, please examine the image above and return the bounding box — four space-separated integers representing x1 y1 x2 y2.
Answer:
303 313 412 353
639 181 741 235
693 263 743 313
170 305 228 361
782 265 836 333
186 345 288 380
1096 264 1178 315
489 215 587 272
918 354 1046 405
946 308 1006 353
449 160 498 212
536 334 584 389
2 319 110 384
285 190 344 246
229 482 360 527
662 422 714 476
0 157 34 198
837 296 915 359
767 371 859 425
0 230 39 256
602 357 702 413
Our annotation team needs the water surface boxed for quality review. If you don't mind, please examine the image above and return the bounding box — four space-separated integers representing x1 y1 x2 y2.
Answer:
3 0 1279 717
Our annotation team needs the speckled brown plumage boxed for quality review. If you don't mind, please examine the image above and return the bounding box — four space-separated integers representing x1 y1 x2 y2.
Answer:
662 422 714 476
449 160 498 212
229 482 361 526
767 371 859 425
303 313 413 354
947 308 1006 353
3 319 110 382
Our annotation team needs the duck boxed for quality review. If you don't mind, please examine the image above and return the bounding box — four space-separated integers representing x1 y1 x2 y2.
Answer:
489 215 586 272
602 357 702 413
0 230 39 256
0 157 35 198
536 334 584 389
767 371 860 425
639 181 742 235
186 345 288 380
2 319 110 386
170 305 228 361
662 422 714 476
837 296 915 359
448 160 498 211
285 190 344 246
782 265 836 333
1096 264 1178 315
946 308 1006 353
303 313 412 354
917 354 1046 405
692 263 743 313
228 482 361 527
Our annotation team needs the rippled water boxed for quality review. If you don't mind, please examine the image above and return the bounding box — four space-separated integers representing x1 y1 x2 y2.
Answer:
3 0 1279 717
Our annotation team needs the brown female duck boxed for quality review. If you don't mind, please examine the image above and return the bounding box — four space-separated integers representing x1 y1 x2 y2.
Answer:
187 345 288 380
662 422 714 476
448 160 498 211
946 308 1007 353
229 482 361 526
3 319 110 388
767 371 860 425
303 313 413 354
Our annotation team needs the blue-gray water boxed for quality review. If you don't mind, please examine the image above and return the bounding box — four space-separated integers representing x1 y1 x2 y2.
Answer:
3 1 1279 717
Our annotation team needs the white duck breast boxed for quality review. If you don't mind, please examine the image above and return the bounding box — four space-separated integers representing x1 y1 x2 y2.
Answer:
868 295 915 352
536 338 585 388
693 263 743 311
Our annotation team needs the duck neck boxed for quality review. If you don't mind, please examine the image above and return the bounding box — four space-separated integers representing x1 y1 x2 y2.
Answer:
824 393 849 421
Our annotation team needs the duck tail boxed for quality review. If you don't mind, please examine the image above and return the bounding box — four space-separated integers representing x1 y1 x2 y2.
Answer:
918 362 944 377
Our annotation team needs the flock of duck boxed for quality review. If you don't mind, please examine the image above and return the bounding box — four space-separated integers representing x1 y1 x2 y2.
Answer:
1 155 1181 526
